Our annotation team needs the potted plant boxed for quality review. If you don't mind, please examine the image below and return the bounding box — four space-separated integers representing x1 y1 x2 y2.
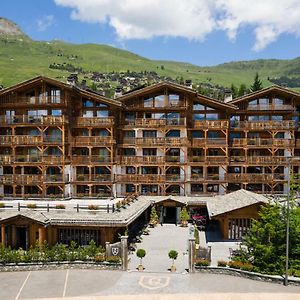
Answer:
149 206 159 227
88 204 98 210
180 206 189 227
168 250 178 272
136 248 146 271
55 204 65 209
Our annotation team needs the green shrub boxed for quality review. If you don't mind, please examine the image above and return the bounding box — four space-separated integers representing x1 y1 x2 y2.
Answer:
55 204 65 209
0 203 5 208
136 248 146 264
88 204 98 210
229 260 254 271
105 256 121 264
94 254 105 263
195 259 210 267
217 260 227 267
27 203 37 209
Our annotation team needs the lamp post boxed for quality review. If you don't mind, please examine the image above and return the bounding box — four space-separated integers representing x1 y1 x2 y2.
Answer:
284 157 292 286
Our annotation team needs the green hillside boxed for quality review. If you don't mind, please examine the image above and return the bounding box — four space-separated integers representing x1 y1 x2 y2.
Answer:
0 20 300 90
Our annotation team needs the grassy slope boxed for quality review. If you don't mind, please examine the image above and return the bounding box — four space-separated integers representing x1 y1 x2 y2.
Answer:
0 36 300 89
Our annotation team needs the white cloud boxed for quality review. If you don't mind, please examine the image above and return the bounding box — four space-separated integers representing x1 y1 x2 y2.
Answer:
37 15 55 32
54 0 300 51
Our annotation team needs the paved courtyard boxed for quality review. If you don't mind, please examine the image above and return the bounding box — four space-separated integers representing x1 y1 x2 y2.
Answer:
128 224 190 273
0 269 299 300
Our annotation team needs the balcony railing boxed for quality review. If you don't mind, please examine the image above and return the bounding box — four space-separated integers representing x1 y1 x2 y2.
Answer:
247 104 294 111
191 138 227 147
123 118 186 127
0 135 43 145
75 174 112 182
165 174 184 182
71 155 112 164
118 156 165 164
72 136 115 146
0 115 66 125
44 174 69 182
123 137 188 146
126 101 186 109
231 120 295 130
0 96 63 105
230 156 288 164
0 174 43 184
193 120 228 129
225 173 279 182
231 138 294 148
74 117 114 127
116 174 165 183
188 156 227 164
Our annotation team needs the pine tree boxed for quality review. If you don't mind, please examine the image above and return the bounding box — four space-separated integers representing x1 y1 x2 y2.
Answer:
238 84 247 97
250 73 263 92
230 84 238 99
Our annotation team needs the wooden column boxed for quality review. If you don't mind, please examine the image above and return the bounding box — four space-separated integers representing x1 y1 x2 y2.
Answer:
38 227 46 247
1 224 5 246
12 225 16 248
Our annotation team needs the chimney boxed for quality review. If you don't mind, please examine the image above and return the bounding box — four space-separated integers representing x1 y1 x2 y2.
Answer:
185 79 192 89
224 88 232 103
0 85 3 91
67 73 78 86
114 86 123 98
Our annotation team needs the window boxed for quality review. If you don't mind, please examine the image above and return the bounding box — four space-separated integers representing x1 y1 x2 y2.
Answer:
193 103 205 110
169 94 180 107
192 131 204 138
51 89 61 103
126 167 135 174
83 110 93 118
206 113 218 120
124 131 135 138
191 184 203 193
144 97 153 108
142 167 158 174
153 113 165 119
167 148 180 156
154 95 165 107
97 130 109 137
207 184 219 192
95 102 108 107
166 130 180 137
143 148 157 156
83 100 93 107
96 110 109 118
273 97 284 105
208 132 219 139
272 115 283 121
123 148 136 156
193 114 205 121
230 133 241 139
52 109 62 116
126 184 135 193
143 130 157 138
125 112 135 121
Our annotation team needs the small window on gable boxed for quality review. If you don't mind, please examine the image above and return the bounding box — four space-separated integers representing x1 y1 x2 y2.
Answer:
154 95 165 107
193 113 205 121
169 94 180 106
95 102 108 107
144 97 153 108
206 113 218 120
193 103 205 110
83 100 93 107
273 97 284 105
96 110 109 118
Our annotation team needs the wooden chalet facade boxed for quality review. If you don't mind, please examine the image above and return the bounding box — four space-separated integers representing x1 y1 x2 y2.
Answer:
1 76 300 199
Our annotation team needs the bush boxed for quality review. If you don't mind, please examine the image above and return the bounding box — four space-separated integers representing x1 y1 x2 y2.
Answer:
88 204 98 210
27 203 37 209
217 260 227 267
94 254 105 263
55 204 65 209
228 260 254 271
136 248 146 264
0 203 5 208
106 256 121 264
195 259 210 267
168 250 178 264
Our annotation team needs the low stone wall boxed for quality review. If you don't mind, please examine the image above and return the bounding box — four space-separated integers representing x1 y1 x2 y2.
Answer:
195 266 300 286
0 261 121 272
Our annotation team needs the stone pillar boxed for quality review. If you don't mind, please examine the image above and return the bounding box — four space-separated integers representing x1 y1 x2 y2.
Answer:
1 224 5 246
188 237 196 273
105 241 110 257
120 236 128 271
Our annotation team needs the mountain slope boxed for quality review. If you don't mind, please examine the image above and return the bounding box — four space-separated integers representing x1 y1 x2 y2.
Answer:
0 18 300 90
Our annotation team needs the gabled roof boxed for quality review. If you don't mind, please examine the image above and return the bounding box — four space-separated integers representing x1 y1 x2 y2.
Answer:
118 81 237 110
0 210 49 225
0 75 122 107
206 189 269 218
229 85 300 105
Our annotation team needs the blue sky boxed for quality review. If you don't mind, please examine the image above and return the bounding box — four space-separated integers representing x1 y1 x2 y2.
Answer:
2 0 300 66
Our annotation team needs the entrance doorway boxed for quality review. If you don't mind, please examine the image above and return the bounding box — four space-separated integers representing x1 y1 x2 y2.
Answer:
16 227 27 249
164 207 177 223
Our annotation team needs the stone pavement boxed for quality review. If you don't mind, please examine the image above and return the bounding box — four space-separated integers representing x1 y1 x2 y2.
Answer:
128 224 190 273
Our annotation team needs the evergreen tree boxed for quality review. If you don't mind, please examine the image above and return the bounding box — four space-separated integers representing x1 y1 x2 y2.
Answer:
250 73 263 92
238 84 247 97
230 84 238 99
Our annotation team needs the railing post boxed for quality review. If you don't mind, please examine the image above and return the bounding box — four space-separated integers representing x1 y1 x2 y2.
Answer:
47 203 49 212
112 204 115 213
107 204 109 213
76 204 79 212
18 202 20 211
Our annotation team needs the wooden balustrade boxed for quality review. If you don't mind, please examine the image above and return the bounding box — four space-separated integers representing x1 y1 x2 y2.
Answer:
225 173 277 182
44 174 69 182
0 115 66 125
0 96 63 105
0 174 43 184
116 174 165 183
71 155 112 164
231 120 295 130
124 118 186 127
75 117 114 126
72 136 114 146
0 135 43 145
124 137 188 146
75 174 112 182
191 138 227 147
118 156 165 164
193 120 228 129
165 174 184 182
247 104 294 111
231 138 294 148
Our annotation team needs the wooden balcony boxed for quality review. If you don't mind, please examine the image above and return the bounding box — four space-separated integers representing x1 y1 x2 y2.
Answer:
71 155 112 164
0 135 43 145
118 156 165 164
0 174 43 185
124 118 185 127
126 101 186 110
191 138 227 147
75 174 112 182
116 174 165 183
123 137 188 146
0 96 63 106
188 156 227 164
193 120 228 129
247 104 294 111
231 138 294 148
74 117 114 127
0 115 66 125
225 173 275 182
230 156 288 165
72 136 115 146
231 120 295 130
44 174 69 183
165 174 184 182
74 192 112 198
42 156 64 164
